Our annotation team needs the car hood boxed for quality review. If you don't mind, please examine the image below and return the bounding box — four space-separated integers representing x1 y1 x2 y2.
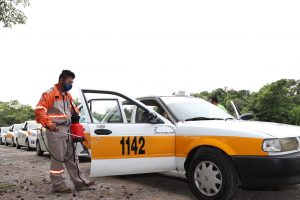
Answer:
28 130 38 135
179 120 300 138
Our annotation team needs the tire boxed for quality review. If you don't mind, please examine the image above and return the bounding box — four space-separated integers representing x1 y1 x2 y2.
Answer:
187 147 239 200
36 140 44 156
12 137 16 147
5 138 8 146
0 138 3 145
25 139 32 151
16 138 21 149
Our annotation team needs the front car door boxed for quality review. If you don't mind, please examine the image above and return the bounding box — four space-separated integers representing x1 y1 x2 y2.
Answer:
79 89 176 177
19 122 28 146
6 125 14 143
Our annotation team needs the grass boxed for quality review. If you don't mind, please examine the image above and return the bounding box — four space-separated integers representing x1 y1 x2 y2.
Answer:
0 182 19 193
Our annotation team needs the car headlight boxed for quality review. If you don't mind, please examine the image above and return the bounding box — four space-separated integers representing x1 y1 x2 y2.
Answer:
263 138 299 152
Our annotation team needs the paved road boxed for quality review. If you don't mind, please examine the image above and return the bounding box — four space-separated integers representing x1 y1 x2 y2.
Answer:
0 145 300 200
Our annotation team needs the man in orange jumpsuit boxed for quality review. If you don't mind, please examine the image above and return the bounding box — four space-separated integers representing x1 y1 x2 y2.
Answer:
35 70 95 193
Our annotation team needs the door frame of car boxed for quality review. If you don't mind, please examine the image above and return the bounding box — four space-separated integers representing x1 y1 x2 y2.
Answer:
79 89 177 177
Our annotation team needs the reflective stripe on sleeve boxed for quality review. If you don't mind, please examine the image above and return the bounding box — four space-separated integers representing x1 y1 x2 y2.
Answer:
36 106 48 112
48 114 68 119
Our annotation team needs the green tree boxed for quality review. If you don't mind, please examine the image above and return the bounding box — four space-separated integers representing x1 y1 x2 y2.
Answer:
192 79 300 125
0 100 34 126
289 106 300 125
73 98 81 107
246 79 296 124
0 0 30 28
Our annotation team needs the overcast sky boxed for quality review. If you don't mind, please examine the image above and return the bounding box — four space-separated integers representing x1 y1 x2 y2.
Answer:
0 0 299 107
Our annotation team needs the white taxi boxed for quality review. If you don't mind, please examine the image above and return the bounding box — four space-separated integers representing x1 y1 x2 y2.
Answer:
0 127 9 145
16 121 40 151
4 124 22 146
78 89 300 200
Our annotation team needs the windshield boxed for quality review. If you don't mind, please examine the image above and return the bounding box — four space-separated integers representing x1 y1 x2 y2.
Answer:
1 127 9 133
14 124 22 131
28 122 39 130
161 96 234 121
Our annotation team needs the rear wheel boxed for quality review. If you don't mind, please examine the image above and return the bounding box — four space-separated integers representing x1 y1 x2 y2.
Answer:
25 139 32 151
16 138 21 149
36 140 44 156
0 137 3 145
187 147 239 200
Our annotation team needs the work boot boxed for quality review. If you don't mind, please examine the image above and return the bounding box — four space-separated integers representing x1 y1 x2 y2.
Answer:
53 186 72 193
75 181 96 191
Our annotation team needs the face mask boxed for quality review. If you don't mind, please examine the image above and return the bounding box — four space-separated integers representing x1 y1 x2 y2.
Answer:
63 82 73 92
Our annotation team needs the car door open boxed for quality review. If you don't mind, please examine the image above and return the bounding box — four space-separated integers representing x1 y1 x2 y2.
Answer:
79 89 176 177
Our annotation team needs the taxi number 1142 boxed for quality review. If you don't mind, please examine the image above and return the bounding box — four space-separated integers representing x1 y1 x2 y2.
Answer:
120 136 145 155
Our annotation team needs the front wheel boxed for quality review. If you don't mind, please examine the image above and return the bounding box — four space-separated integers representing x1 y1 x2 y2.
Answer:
16 138 21 149
25 139 32 151
187 147 239 200
36 140 44 156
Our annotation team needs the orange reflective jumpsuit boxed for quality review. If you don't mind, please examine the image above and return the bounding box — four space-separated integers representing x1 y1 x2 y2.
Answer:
35 84 89 191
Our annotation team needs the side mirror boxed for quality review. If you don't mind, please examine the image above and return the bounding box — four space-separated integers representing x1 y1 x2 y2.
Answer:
22 128 27 131
240 113 254 120
147 112 164 124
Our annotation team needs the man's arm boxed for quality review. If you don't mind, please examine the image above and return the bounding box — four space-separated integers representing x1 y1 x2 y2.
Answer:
35 92 57 131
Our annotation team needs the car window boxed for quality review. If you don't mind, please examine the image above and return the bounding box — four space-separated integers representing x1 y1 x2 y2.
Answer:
161 96 234 121
90 99 123 123
83 92 156 124
139 99 170 121
1 127 9 133
123 104 134 123
14 124 22 131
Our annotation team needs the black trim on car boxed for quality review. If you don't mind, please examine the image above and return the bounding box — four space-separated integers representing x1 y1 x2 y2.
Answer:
232 152 300 188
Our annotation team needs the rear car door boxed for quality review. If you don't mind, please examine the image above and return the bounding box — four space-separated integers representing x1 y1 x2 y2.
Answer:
79 89 176 177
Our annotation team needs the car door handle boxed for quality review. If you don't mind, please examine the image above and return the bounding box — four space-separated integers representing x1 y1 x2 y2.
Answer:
94 129 112 135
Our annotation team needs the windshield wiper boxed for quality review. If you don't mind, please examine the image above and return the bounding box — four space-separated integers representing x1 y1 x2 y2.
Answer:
225 117 235 121
185 117 224 121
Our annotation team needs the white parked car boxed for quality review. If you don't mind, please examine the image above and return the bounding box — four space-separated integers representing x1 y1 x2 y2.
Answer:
16 121 40 151
0 127 9 145
4 124 22 147
77 89 300 200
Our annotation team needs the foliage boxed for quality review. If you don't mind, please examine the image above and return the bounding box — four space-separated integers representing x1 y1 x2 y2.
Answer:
0 100 34 127
0 0 29 27
192 79 300 125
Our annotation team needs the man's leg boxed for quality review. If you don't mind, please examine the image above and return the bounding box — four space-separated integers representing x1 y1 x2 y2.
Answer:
62 127 92 189
45 130 68 191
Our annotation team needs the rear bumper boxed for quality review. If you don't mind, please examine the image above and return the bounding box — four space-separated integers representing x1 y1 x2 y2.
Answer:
232 152 300 188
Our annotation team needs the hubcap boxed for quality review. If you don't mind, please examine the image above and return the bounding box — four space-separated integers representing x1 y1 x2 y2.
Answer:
194 161 222 196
